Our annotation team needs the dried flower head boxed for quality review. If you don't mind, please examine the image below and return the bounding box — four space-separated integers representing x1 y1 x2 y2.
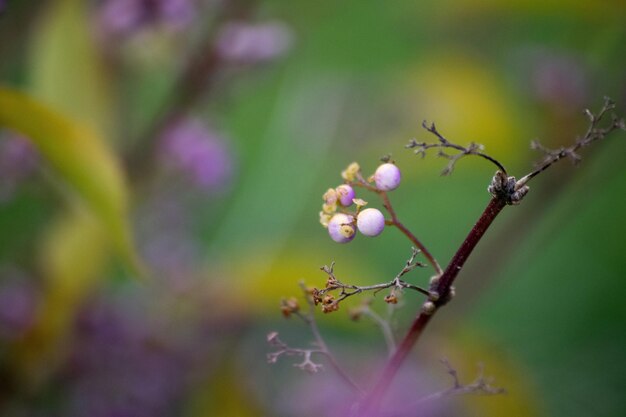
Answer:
384 294 398 304
280 297 300 318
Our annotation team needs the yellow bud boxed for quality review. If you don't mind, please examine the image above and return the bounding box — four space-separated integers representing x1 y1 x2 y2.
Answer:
319 211 332 227
322 188 337 205
322 203 337 214
341 162 361 181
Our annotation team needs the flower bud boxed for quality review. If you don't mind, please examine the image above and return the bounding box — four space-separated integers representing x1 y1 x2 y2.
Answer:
319 211 332 228
374 163 401 191
322 188 338 205
356 208 385 237
341 162 360 181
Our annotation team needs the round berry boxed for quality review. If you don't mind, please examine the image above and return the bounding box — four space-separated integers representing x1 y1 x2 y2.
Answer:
328 214 356 243
356 208 385 237
374 163 401 191
335 184 355 207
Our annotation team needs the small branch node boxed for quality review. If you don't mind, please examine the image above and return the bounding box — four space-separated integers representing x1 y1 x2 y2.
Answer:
487 171 530 205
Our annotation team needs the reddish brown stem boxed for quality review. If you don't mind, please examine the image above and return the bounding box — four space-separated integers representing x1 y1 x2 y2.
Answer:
380 191 443 276
361 196 506 413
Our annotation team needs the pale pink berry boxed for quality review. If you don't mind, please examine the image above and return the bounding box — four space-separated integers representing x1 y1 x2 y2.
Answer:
374 163 401 191
328 214 356 243
335 184 355 207
356 208 385 237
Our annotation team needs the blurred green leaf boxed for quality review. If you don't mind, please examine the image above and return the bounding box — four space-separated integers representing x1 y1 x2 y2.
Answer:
469 139 626 417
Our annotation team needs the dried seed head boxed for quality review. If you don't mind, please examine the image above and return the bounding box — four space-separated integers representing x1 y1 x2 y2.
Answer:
321 295 339 313
280 297 300 318
384 294 398 304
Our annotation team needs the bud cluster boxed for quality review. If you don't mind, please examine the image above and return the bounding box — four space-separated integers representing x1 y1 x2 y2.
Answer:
319 162 402 243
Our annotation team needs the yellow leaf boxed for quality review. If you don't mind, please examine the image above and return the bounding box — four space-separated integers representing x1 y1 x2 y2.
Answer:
29 0 114 139
0 86 142 275
10 209 108 387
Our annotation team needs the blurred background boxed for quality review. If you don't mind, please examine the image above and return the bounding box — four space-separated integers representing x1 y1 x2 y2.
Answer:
0 0 625 416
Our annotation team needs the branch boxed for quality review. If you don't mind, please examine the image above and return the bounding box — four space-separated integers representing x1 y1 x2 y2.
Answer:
406 121 507 175
517 96 625 187
271 281 365 395
360 306 397 356
400 359 504 412
349 177 443 276
361 98 624 413
266 331 325 373
380 191 444 276
311 249 431 313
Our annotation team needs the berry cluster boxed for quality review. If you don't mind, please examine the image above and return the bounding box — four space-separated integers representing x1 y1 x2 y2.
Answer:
319 162 401 243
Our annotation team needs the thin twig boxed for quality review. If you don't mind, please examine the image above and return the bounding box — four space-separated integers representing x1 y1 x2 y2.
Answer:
266 332 325 373
360 306 397 355
517 96 625 187
381 191 444 276
313 252 430 312
403 359 504 410
296 281 365 396
406 121 507 175
348 175 443 276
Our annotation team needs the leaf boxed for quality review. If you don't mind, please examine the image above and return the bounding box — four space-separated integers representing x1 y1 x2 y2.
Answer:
0 86 142 275
29 0 115 140
10 209 108 387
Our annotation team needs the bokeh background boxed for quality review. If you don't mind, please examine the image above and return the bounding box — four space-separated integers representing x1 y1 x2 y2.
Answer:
0 0 625 416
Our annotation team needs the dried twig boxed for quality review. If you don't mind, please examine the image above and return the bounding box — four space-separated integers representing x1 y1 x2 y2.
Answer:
516 96 625 187
266 332 324 373
360 306 397 355
406 121 507 175
268 282 365 395
395 359 504 415
312 249 430 313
